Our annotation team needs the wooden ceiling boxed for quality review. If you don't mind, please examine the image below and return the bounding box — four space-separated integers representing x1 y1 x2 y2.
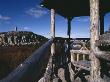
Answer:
41 0 110 19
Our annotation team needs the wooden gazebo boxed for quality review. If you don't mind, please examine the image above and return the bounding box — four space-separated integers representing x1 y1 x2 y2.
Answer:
41 0 110 36
40 0 110 82
0 0 110 82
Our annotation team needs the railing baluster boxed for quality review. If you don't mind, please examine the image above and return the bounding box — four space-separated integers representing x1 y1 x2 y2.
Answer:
71 53 75 62
77 54 80 61
83 54 86 60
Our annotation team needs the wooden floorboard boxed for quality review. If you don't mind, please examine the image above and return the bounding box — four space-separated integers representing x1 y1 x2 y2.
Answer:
72 60 91 71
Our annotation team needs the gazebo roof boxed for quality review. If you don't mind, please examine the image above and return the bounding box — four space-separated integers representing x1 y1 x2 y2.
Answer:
41 0 110 19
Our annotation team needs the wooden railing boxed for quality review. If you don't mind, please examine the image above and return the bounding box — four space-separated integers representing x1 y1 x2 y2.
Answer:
94 51 110 62
71 50 90 62
70 41 91 72
0 39 53 82
95 40 110 62
71 41 90 62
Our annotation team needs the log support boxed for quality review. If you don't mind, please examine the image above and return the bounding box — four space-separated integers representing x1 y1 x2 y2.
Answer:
67 17 72 63
71 53 75 62
99 1 104 35
83 54 86 61
50 9 56 79
67 18 72 39
90 0 103 82
100 14 104 35
51 9 55 39
77 54 80 61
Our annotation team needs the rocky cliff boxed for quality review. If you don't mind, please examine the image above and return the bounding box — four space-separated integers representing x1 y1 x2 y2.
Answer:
0 31 48 46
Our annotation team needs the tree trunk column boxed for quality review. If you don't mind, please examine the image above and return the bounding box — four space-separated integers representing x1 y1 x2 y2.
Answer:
67 18 72 39
51 9 55 39
50 9 55 79
51 9 55 56
100 14 104 35
90 0 102 82
67 18 72 62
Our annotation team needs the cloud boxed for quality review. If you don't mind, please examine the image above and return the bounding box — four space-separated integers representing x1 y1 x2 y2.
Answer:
23 27 31 30
26 5 48 18
0 14 11 20
74 17 89 22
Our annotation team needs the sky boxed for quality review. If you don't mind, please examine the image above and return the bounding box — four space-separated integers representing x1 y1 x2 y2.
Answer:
0 0 110 38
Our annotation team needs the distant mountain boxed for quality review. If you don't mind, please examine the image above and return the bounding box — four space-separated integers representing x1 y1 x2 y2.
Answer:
0 31 48 46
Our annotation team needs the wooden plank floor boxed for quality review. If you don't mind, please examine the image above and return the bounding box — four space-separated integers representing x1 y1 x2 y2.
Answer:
72 60 91 71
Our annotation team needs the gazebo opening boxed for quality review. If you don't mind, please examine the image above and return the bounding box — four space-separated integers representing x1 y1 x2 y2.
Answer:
71 16 90 38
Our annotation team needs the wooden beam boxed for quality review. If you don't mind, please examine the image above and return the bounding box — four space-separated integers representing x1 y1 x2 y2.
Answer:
50 8 55 56
90 0 102 82
99 1 104 35
51 9 55 38
94 51 110 62
71 50 90 55
100 14 104 35
90 0 100 50
50 9 56 79
96 40 110 47
72 61 91 71
67 18 72 38
67 18 72 63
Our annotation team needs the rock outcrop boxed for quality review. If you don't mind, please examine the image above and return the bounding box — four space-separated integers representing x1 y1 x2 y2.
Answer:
0 31 48 46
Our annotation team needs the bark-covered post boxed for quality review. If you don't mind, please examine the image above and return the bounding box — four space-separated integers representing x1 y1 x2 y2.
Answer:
77 54 80 61
51 9 55 39
83 54 86 60
100 14 104 35
82 42 86 60
71 52 75 62
66 17 72 82
90 0 102 82
99 2 104 35
67 18 72 39
67 17 72 62
50 9 55 79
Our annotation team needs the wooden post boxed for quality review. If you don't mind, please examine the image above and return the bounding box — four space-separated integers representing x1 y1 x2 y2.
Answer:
77 54 80 61
100 14 104 35
83 54 86 60
90 0 102 82
51 9 55 38
67 18 72 63
65 18 72 82
67 18 72 39
51 8 55 55
71 53 75 62
99 2 104 35
50 9 55 79
81 42 86 60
